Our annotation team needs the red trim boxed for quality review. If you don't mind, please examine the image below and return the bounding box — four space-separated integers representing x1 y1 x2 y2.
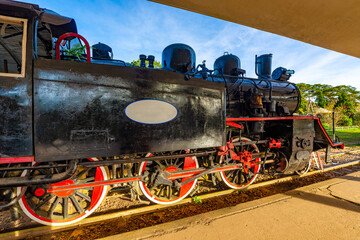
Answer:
226 121 244 129
315 118 344 149
48 177 141 193
0 156 34 163
55 33 91 63
19 158 107 224
227 116 344 149
269 139 281 148
48 165 242 193
219 138 261 189
34 188 45 197
227 116 316 122
168 165 239 180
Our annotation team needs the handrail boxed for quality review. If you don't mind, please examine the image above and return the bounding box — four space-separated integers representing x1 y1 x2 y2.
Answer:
55 32 91 63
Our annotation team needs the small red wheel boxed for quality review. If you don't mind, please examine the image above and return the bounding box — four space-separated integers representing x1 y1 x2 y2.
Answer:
139 151 199 204
17 158 108 226
219 137 261 189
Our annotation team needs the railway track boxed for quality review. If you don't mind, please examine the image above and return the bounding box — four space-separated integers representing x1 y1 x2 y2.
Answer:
326 149 360 158
0 157 359 240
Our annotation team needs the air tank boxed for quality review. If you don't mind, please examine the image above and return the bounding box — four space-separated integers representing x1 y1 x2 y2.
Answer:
255 54 272 79
92 42 113 59
214 53 241 76
162 43 196 73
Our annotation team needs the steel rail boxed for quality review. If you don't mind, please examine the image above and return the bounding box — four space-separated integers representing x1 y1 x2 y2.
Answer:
0 160 358 240
13 149 360 193
47 149 360 193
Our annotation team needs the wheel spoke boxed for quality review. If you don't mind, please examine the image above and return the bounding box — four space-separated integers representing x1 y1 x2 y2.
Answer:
226 170 235 179
74 168 90 181
75 190 91 202
139 152 198 204
154 161 165 168
79 177 95 183
63 197 69 219
220 137 260 190
34 194 54 211
168 186 172 200
48 196 60 217
70 195 84 214
148 184 156 193
242 172 249 183
233 171 239 183
174 158 179 167
159 185 165 197
18 161 108 226
248 170 254 178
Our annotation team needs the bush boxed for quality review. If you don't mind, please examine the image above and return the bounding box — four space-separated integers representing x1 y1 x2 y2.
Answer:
353 112 360 126
322 123 331 130
338 115 353 126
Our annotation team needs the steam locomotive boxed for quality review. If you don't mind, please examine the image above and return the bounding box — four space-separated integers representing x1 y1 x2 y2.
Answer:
0 0 342 226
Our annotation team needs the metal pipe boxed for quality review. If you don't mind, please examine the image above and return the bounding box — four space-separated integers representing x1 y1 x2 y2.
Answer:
0 164 69 172
0 160 77 187
78 150 217 167
0 186 27 210
333 111 336 142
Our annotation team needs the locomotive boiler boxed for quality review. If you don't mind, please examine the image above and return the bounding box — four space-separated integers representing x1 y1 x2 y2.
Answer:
0 0 343 226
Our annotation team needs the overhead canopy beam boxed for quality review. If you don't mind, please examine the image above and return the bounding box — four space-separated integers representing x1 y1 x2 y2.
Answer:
150 0 360 58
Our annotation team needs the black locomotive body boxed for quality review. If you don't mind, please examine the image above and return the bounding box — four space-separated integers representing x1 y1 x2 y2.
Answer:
33 59 225 161
0 0 343 226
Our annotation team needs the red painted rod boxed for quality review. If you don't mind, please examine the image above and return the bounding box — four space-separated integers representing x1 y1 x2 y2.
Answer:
55 32 91 63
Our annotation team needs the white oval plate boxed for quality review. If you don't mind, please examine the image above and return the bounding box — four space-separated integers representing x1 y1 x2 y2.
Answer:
125 99 178 124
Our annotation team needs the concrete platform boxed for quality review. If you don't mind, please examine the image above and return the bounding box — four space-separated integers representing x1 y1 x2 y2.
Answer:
100 171 360 240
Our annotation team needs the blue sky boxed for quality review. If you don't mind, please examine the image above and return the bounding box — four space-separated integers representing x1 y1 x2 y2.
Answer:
24 0 360 89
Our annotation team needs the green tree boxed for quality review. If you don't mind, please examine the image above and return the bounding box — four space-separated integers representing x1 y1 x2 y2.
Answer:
296 83 360 126
333 85 359 117
297 83 309 115
353 112 360 126
316 91 327 108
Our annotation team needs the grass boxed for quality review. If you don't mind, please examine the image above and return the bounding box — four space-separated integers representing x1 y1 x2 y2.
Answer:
326 127 360 147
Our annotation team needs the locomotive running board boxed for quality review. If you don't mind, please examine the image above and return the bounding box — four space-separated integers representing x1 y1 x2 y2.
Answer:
227 116 344 149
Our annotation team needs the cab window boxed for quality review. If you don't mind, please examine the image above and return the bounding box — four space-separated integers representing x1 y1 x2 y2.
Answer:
0 16 27 77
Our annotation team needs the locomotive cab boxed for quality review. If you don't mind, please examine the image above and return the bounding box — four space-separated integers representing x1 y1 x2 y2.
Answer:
0 13 32 159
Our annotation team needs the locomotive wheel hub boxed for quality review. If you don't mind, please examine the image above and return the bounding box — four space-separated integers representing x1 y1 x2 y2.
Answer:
139 153 199 204
152 167 176 186
219 137 261 190
34 187 46 197
17 160 108 226
165 166 178 173
239 150 254 173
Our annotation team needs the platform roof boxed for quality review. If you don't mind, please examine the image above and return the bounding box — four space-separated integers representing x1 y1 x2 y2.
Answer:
149 0 360 58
